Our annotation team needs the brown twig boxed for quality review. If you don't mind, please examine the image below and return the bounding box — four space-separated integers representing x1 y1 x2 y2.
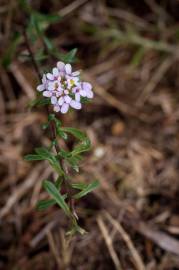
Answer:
97 216 123 270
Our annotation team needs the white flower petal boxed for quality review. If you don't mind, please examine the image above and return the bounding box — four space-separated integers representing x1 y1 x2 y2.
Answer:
54 105 60 112
64 95 72 104
43 91 52 97
65 64 72 74
61 103 69 114
75 93 80 102
42 74 46 84
79 90 87 97
58 96 64 106
70 100 81 110
47 73 54 80
51 96 57 104
64 90 69 95
83 82 92 91
53 68 59 77
56 90 63 97
86 90 94 98
57 61 65 71
37 84 45 92
48 82 55 91
72 71 80 76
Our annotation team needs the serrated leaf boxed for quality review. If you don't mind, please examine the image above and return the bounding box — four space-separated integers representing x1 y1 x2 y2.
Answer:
73 180 99 199
43 180 70 216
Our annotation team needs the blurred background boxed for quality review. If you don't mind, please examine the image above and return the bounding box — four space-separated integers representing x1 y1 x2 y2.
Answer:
1 0 179 269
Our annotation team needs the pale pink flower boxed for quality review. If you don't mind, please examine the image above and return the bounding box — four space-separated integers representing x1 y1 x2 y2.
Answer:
36 61 93 113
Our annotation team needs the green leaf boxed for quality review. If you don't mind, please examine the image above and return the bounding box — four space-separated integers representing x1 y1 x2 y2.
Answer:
36 193 67 210
54 176 63 189
73 180 99 199
43 180 70 216
35 147 63 174
24 154 44 161
58 149 71 159
61 127 86 141
1 32 22 68
130 47 145 67
66 155 82 172
36 199 56 210
71 138 91 156
61 48 77 63
25 147 63 175
71 182 88 190
29 97 51 108
57 128 68 140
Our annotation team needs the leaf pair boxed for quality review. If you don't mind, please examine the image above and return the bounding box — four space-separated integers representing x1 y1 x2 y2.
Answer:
42 180 70 216
37 180 99 211
57 127 91 172
72 180 99 199
24 147 63 175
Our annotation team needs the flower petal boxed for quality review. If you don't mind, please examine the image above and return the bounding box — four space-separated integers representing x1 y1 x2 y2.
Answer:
75 93 80 102
64 95 72 104
48 82 55 91
72 71 80 76
64 90 69 95
58 96 64 106
70 100 81 110
54 105 60 112
43 91 52 97
42 74 46 84
79 90 87 97
82 82 92 91
86 89 94 98
37 84 45 92
53 68 59 77
57 61 65 71
47 73 54 80
65 64 72 74
61 103 69 114
51 96 57 104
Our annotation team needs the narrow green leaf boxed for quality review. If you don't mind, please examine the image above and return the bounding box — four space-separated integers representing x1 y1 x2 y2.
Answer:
71 182 88 190
57 128 68 140
71 138 91 156
43 180 70 216
54 176 63 189
29 97 51 108
24 154 44 161
73 180 99 199
61 48 77 63
2 32 22 68
36 199 56 210
61 127 86 141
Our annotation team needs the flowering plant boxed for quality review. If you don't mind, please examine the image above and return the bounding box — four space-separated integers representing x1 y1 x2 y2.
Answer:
25 60 98 234
20 2 99 234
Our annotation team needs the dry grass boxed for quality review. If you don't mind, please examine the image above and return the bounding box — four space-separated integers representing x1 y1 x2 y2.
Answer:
1 0 179 269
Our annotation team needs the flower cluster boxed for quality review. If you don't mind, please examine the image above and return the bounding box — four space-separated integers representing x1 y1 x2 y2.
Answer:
37 62 93 113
